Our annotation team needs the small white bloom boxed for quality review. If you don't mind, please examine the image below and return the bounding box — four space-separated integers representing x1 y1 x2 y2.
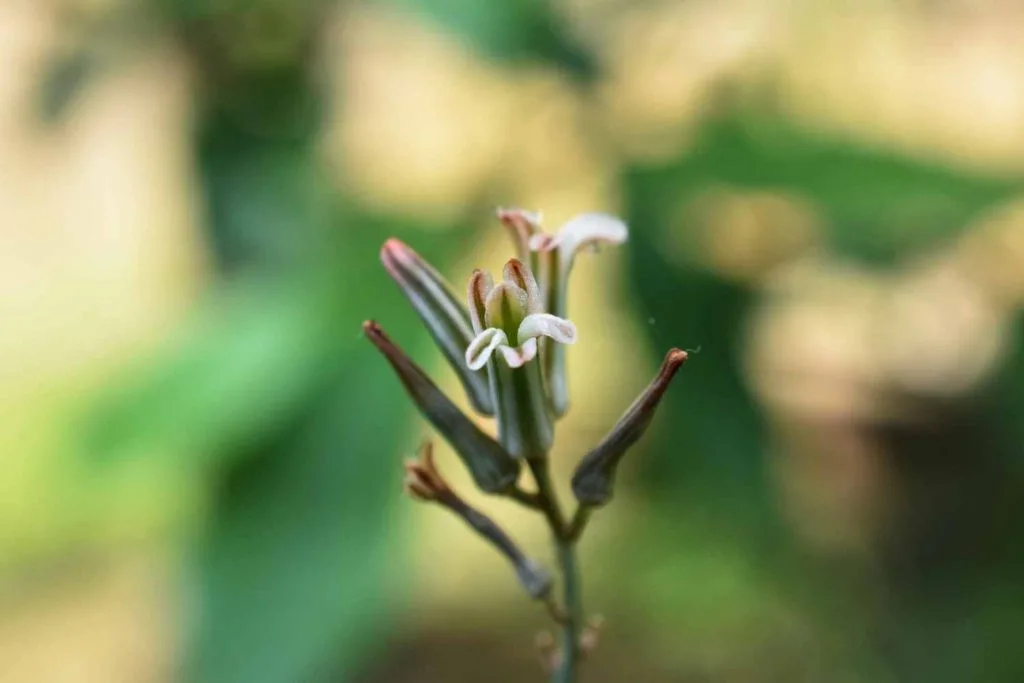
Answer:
498 210 628 416
465 259 577 370
528 212 628 276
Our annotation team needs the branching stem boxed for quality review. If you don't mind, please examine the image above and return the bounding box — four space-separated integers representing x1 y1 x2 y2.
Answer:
507 485 544 510
566 506 591 542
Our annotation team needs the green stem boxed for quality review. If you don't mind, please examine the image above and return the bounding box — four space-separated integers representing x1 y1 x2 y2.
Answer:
566 506 592 542
528 459 566 535
527 460 583 683
553 540 582 683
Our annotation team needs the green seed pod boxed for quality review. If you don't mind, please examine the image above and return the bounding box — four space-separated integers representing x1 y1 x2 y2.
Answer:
380 239 494 416
363 321 518 493
571 348 688 506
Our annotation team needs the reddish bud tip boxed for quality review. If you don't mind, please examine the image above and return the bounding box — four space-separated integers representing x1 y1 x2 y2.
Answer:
380 237 406 256
362 319 382 338
665 348 689 370
571 345 689 507
379 238 411 276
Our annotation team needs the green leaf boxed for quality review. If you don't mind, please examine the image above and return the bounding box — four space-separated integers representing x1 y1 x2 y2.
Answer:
635 114 1023 265
384 0 595 78
184 356 406 683
81 277 349 471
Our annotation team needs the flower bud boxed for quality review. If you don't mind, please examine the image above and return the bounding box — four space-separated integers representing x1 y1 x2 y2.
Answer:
497 208 542 269
381 239 494 416
364 321 519 493
571 348 688 506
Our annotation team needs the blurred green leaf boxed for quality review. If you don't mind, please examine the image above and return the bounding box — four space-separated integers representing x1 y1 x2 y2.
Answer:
38 50 96 122
184 353 406 683
35 5 161 123
624 171 771 529
83 276 349 470
620 111 1024 682
621 111 1024 518
652 114 1023 264
384 0 595 79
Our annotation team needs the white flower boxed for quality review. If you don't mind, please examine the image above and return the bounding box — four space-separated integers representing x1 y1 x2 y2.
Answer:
465 259 577 370
527 212 628 283
512 211 628 415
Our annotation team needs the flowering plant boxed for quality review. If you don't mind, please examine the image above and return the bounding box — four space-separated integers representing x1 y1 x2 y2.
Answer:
364 209 687 681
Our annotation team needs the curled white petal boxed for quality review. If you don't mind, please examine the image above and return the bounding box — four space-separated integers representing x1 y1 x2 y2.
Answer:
518 313 577 345
528 233 558 252
497 208 543 231
528 213 627 255
498 338 539 368
466 328 508 371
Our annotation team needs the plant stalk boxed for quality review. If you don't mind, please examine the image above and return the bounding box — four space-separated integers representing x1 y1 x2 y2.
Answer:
528 460 583 683
553 539 582 683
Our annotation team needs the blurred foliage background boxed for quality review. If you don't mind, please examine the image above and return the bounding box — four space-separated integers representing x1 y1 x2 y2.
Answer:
1 0 1024 681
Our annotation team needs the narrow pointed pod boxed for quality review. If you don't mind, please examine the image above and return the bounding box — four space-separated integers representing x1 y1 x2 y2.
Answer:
380 239 494 416
363 320 519 493
571 348 688 506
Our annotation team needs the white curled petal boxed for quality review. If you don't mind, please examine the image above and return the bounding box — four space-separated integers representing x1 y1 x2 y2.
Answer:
498 338 538 368
552 213 628 257
497 208 543 233
497 209 544 263
518 313 577 345
466 328 508 370
528 233 558 252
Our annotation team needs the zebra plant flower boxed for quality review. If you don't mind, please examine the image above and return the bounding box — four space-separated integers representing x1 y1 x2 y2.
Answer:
499 210 628 416
364 207 687 683
465 258 576 371
466 259 576 460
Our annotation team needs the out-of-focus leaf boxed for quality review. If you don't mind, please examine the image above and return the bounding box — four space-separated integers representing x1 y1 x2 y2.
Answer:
992 315 1024 453
82 276 348 470
38 50 96 122
36 6 159 123
184 352 406 683
384 0 595 79
620 110 1024 519
619 111 1024 682
659 114 1023 264
624 165 771 529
